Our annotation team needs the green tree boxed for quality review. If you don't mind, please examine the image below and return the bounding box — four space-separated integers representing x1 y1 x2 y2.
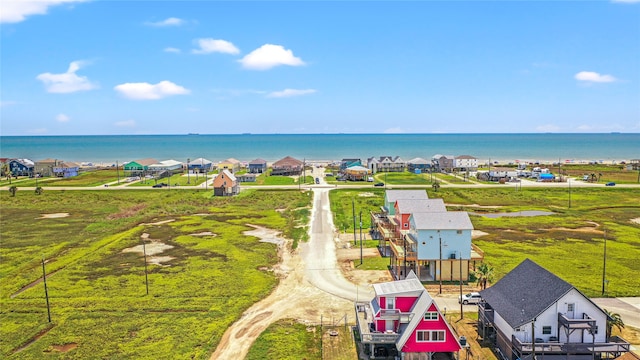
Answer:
475 262 494 290
9 185 17 197
604 309 624 339
35 187 43 195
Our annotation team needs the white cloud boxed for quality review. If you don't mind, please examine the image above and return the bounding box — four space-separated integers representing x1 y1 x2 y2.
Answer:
114 80 190 100
192 39 240 55
115 120 136 127
575 71 617 83
0 0 86 23
36 61 97 93
56 113 70 122
145 17 184 27
239 44 305 70
266 88 316 98
164 47 181 53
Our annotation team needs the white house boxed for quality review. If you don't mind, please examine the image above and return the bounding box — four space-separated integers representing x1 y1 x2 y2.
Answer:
454 155 478 171
479 259 630 360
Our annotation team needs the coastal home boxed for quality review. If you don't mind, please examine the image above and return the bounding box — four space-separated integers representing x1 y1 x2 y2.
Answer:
218 158 241 173
431 155 454 173
477 167 518 182
384 190 429 216
248 158 267 174
148 160 183 174
355 271 462 359
407 158 431 173
368 156 406 173
394 199 447 232
124 158 158 176
9 159 34 177
340 158 362 170
344 165 371 181
213 169 239 196
478 259 630 360
399 211 475 282
271 156 303 176
188 158 214 173
236 173 257 183
52 161 80 178
35 158 61 177
454 155 478 171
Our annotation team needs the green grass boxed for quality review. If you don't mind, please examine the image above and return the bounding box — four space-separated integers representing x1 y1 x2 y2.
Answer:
354 255 390 271
0 189 312 359
246 319 321 360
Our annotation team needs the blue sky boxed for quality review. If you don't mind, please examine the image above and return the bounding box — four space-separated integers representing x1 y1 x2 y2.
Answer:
1 0 639 135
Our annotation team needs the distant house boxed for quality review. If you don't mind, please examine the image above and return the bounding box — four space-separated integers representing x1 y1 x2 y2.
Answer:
35 158 61 177
431 155 454 172
271 156 303 176
355 271 462 359
344 165 371 181
407 158 431 173
148 160 183 173
340 158 362 170
248 158 267 174
52 161 80 178
188 158 214 173
218 158 241 173
368 156 405 173
477 167 518 182
479 259 630 360
213 169 239 196
236 173 257 183
124 158 158 175
454 155 478 171
9 159 34 177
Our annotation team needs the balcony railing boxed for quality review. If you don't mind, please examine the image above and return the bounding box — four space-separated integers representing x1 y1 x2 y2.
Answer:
355 302 401 344
512 335 630 356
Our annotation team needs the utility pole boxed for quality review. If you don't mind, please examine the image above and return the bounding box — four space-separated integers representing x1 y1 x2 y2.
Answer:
602 228 607 296
142 238 149 295
359 211 363 266
439 235 443 294
42 257 51 322
459 251 463 319
187 158 190 184
568 177 572 209
352 199 357 246
116 160 120 184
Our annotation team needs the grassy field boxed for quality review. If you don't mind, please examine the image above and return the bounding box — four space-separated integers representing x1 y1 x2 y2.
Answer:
0 188 312 359
246 319 321 360
330 187 640 297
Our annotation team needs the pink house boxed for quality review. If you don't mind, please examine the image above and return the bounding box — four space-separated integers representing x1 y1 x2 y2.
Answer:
355 271 461 359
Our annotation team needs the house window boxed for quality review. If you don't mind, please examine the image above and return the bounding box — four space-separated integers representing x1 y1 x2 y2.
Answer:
592 326 598 334
404 223 408 227
567 303 575 312
542 326 552 334
386 297 395 310
424 312 438 320
457 230 462 234
416 330 445 342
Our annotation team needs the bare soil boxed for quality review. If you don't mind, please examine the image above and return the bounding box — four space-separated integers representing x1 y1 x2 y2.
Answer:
38 213 70 219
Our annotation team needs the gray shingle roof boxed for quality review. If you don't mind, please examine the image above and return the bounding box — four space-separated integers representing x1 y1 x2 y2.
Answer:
479 259 573 328
410 211 473 230
396 199 446 214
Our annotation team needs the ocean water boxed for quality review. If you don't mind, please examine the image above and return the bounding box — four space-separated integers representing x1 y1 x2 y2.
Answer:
0 133 638 164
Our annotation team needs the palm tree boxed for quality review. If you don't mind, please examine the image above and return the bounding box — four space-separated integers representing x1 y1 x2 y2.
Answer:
35 187 43 195
432 181 440 192
604 309 625 339
475 262 494 290
9 186 17 197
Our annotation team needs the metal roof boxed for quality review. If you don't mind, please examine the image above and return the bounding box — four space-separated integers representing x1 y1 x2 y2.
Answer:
410 212 473 230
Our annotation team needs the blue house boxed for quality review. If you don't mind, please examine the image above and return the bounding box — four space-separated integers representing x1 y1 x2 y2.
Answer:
188 158 214 173
248 158 267 174
9 159 34 177
53 162 80 177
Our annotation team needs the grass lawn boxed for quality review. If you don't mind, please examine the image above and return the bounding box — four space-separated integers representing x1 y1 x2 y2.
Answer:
0 189 312 359
246 319 321 360
331 187 640 298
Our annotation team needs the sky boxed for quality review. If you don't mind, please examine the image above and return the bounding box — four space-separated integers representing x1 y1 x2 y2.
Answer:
1 0 639 135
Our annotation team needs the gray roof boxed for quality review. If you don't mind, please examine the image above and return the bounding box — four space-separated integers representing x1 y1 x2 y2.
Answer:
396 199 446 214
479 259 574 328
410 211 473 230
385 190 429 203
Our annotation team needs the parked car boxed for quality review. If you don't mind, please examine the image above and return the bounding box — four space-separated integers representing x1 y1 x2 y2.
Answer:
458 292 482 305
374 182 385 187
315 177 320 184
152 184 164 188
605 182 616 186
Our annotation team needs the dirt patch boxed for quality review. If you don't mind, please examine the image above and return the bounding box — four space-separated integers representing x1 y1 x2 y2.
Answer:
141 219 175 226
107 204 146 220
47 343 78 353
358 192 376 197
37 213 70 219
12 325 55 354
472 230 489 239
122 242 174 257
11 268 60 299
631 217 640 225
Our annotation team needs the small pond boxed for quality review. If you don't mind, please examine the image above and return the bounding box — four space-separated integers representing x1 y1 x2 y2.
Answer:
469 211 555 218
